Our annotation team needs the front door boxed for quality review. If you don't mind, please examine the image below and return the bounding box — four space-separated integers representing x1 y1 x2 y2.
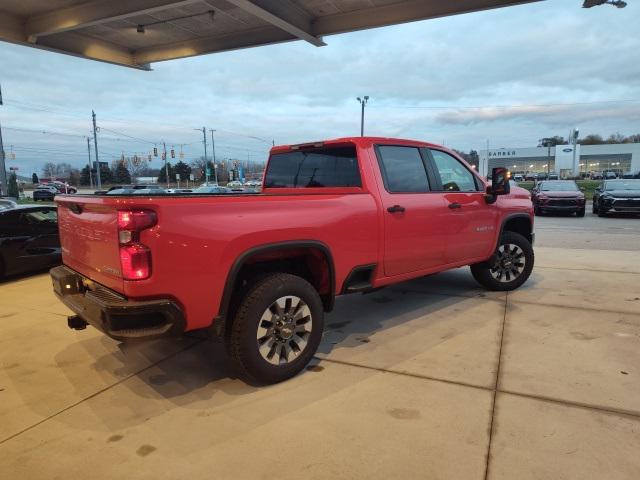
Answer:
374 145 448 276
426 149 498 263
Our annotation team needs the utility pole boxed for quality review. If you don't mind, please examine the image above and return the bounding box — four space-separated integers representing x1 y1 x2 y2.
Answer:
92 110 102 189
357 96 369 137
209 129 218 184
163 142 169 188
195 127 208 184
86 137 94 189
0 83 7 196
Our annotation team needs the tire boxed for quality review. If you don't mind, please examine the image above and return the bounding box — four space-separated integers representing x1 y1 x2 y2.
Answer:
592 201 598 214
471 231 534 291
534 205 542 216
597 208 608 217
576 208 585 218
228 273 324 384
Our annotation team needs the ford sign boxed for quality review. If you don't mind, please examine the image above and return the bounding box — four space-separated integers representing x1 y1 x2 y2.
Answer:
562 148 573 153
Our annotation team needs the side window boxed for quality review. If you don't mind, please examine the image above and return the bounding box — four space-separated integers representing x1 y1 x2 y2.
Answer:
21 208 58 225
430 150 479 192
264 147 361 188
377 146 429 193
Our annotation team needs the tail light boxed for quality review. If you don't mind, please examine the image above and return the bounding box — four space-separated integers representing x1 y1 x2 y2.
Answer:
117 210 156 280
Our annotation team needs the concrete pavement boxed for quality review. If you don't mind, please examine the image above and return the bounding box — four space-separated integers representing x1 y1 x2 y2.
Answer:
1 227 639 478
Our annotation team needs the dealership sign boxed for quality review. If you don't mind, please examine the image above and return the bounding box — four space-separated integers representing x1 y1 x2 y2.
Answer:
488 150 517 157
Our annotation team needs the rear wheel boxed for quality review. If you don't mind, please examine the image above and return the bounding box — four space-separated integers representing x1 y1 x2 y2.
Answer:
228 273 324 384
471 231 534 291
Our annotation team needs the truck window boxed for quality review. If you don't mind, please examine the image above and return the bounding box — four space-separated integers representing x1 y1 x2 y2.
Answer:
429 149 479 192
377 146 430 193
264 147 361 188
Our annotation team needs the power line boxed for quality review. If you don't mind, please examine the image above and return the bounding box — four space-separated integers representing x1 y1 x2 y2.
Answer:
370 99 640 110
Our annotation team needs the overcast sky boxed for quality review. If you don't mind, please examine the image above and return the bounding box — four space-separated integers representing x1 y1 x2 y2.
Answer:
1 0 639 176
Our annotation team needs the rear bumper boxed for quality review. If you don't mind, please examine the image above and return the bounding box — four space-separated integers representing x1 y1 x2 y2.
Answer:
50 265 185 342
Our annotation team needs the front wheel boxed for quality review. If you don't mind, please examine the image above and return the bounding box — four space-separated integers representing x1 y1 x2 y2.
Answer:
576 208 585 217
471 231 534 291
228 273 324 384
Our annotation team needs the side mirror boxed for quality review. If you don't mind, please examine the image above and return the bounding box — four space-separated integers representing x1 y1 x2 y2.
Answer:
491 167 511 196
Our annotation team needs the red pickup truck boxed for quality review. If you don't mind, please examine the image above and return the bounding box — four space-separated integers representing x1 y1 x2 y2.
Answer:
50 137 534 383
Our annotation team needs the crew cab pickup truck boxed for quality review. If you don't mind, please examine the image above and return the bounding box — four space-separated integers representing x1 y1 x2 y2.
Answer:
50 137 534 384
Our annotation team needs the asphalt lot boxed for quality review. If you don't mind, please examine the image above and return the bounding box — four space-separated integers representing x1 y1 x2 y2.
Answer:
535 206 640 251
1 214 639 479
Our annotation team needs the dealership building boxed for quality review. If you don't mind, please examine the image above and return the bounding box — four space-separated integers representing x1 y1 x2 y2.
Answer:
479 143 640 178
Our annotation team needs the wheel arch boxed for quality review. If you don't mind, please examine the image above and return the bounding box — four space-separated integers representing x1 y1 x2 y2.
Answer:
499 213 533 247
217 240 336 328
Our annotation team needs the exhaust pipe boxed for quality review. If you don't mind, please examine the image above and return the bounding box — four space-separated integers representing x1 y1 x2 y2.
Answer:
68 315 88 330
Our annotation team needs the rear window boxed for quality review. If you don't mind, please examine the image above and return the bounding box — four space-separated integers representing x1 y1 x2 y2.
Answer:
264 147 361 188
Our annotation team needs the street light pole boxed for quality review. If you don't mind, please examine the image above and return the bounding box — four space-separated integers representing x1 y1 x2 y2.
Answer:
357 96 369 137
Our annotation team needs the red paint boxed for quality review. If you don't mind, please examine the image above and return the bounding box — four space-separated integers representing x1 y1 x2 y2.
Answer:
55 137 533 332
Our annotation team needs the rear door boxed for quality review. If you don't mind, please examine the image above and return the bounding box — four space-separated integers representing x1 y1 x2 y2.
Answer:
56 197 123 292
375 145 447 276
426 149 498 263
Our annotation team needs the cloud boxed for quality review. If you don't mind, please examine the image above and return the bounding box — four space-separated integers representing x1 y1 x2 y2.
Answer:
1 0 639 175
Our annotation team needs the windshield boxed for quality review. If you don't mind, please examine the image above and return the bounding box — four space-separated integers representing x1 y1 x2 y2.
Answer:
605 180 640 190
540 182 578 192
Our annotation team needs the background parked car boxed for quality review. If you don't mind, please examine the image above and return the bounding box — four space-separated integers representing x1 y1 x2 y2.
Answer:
193 185 231 194
50 181 77 194
593 179 640 217
0 205 61 278
531 180 585 217
0 198 18 210
33 186 58 201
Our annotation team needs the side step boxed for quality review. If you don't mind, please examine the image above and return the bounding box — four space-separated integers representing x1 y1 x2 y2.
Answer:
345 281 373 293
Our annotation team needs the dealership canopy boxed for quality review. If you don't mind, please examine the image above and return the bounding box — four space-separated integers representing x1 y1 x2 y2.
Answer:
0 0 538 69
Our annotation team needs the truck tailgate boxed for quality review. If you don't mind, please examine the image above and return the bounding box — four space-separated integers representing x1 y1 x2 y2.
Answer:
56 196 124 293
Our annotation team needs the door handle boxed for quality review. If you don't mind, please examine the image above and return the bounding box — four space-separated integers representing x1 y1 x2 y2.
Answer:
387 205 405 213
448 202 462 209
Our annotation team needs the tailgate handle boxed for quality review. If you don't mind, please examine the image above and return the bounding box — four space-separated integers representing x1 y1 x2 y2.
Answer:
68 203 83 214
448 202 462 209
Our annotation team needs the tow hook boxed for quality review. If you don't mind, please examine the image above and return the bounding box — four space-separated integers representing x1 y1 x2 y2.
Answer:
68 315 88 330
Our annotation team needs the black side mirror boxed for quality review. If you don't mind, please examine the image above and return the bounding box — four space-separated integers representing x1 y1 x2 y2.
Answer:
491 167 511 196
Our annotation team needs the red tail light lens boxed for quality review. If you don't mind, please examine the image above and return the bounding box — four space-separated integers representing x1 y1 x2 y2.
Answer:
117 209 156 281
120 244 151 280
117 210 157 231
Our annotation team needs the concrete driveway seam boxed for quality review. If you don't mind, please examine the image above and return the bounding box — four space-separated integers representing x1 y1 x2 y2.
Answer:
483 292 509 480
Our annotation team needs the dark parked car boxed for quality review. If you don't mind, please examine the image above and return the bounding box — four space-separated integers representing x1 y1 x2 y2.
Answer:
593 179 640 217
0 205 61 278
531 180 585 217
33 186 58 201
